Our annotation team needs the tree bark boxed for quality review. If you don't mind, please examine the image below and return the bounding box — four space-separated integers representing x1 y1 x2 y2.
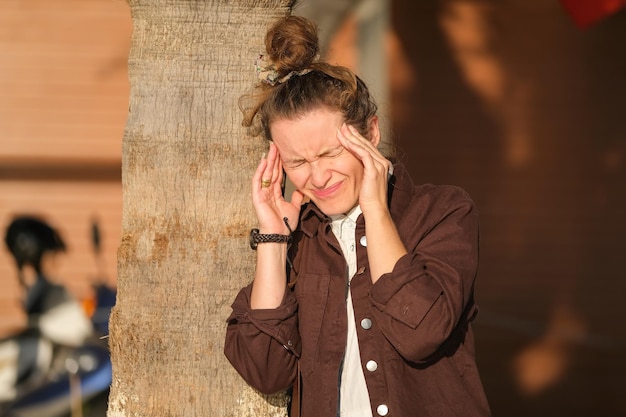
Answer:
108 1 293 415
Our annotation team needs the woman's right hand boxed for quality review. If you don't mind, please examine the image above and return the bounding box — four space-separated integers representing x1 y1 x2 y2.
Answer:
252 142 304 234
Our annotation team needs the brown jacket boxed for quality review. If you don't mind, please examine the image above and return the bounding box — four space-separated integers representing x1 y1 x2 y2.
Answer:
225 163 491 417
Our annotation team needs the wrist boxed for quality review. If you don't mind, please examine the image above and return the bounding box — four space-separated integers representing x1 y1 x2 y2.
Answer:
361 203 391 220
249 228 292 250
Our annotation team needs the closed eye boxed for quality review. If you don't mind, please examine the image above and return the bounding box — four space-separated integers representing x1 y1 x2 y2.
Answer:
283 159 306 169
283 147 344 170
321 147 344 159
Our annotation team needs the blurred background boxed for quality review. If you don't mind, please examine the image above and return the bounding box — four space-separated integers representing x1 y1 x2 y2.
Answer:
1 0 624 416
0 0 128 333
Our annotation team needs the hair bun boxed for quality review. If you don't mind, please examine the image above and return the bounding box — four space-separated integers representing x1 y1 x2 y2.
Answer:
265 16 319 74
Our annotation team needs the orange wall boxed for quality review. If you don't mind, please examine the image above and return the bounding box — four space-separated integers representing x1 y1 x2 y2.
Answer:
0 0 131 333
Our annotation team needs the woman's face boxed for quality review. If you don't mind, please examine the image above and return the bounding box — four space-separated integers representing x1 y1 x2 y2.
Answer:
270 107 379 216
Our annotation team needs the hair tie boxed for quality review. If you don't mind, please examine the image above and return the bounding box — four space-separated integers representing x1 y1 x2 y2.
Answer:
254 53 312 86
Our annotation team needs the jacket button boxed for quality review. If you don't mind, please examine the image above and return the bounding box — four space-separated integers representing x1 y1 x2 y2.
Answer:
356 266 366 275
366 360 378 372
376 404 389 416
360 318 372 330
359 235 367 247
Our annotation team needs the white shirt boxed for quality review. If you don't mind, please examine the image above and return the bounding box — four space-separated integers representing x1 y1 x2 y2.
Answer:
331 206 373 417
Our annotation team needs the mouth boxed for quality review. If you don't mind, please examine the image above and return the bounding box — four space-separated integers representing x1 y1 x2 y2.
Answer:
311 181 343 199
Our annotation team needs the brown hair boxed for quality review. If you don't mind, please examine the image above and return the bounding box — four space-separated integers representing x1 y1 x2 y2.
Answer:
240 16 379 144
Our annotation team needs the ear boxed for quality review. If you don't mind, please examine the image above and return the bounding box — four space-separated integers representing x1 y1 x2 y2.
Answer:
368 115 381 148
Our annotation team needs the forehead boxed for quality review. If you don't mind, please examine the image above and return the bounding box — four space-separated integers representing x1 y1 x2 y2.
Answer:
270 108 344 157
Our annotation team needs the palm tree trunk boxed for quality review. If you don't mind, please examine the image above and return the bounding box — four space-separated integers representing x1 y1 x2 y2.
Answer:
108 1 293 415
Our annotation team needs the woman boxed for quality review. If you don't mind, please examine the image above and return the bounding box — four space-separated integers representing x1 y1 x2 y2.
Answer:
225 15 490 417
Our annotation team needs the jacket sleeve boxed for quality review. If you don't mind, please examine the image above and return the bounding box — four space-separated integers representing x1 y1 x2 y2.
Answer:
369 186 479 364
224 283 300 394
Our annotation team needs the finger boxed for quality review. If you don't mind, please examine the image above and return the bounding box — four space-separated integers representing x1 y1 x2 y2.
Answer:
271 154 286 200
252 154 269 191
262 143 278 184
338 124 376 157
290 189 305 208
270 143 282 183
344 125 388 166
342 124 391 174
345 124 377 150
337 125 379 168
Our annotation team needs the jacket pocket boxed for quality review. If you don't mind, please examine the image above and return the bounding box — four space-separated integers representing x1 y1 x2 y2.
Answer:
294 272 331 377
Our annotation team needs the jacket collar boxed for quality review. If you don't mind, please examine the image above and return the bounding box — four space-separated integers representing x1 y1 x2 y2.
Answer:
299 202 329 238
387 161 415 222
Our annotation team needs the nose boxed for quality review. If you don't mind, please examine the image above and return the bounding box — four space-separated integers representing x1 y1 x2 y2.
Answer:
309 160 331 188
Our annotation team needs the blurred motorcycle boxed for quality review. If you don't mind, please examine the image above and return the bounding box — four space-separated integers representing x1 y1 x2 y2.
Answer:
0 216 115 417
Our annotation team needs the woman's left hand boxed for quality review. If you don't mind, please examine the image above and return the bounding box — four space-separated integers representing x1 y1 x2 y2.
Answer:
336 123 391 215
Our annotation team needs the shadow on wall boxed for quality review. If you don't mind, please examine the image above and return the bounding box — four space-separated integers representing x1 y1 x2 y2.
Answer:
391 0 626 416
